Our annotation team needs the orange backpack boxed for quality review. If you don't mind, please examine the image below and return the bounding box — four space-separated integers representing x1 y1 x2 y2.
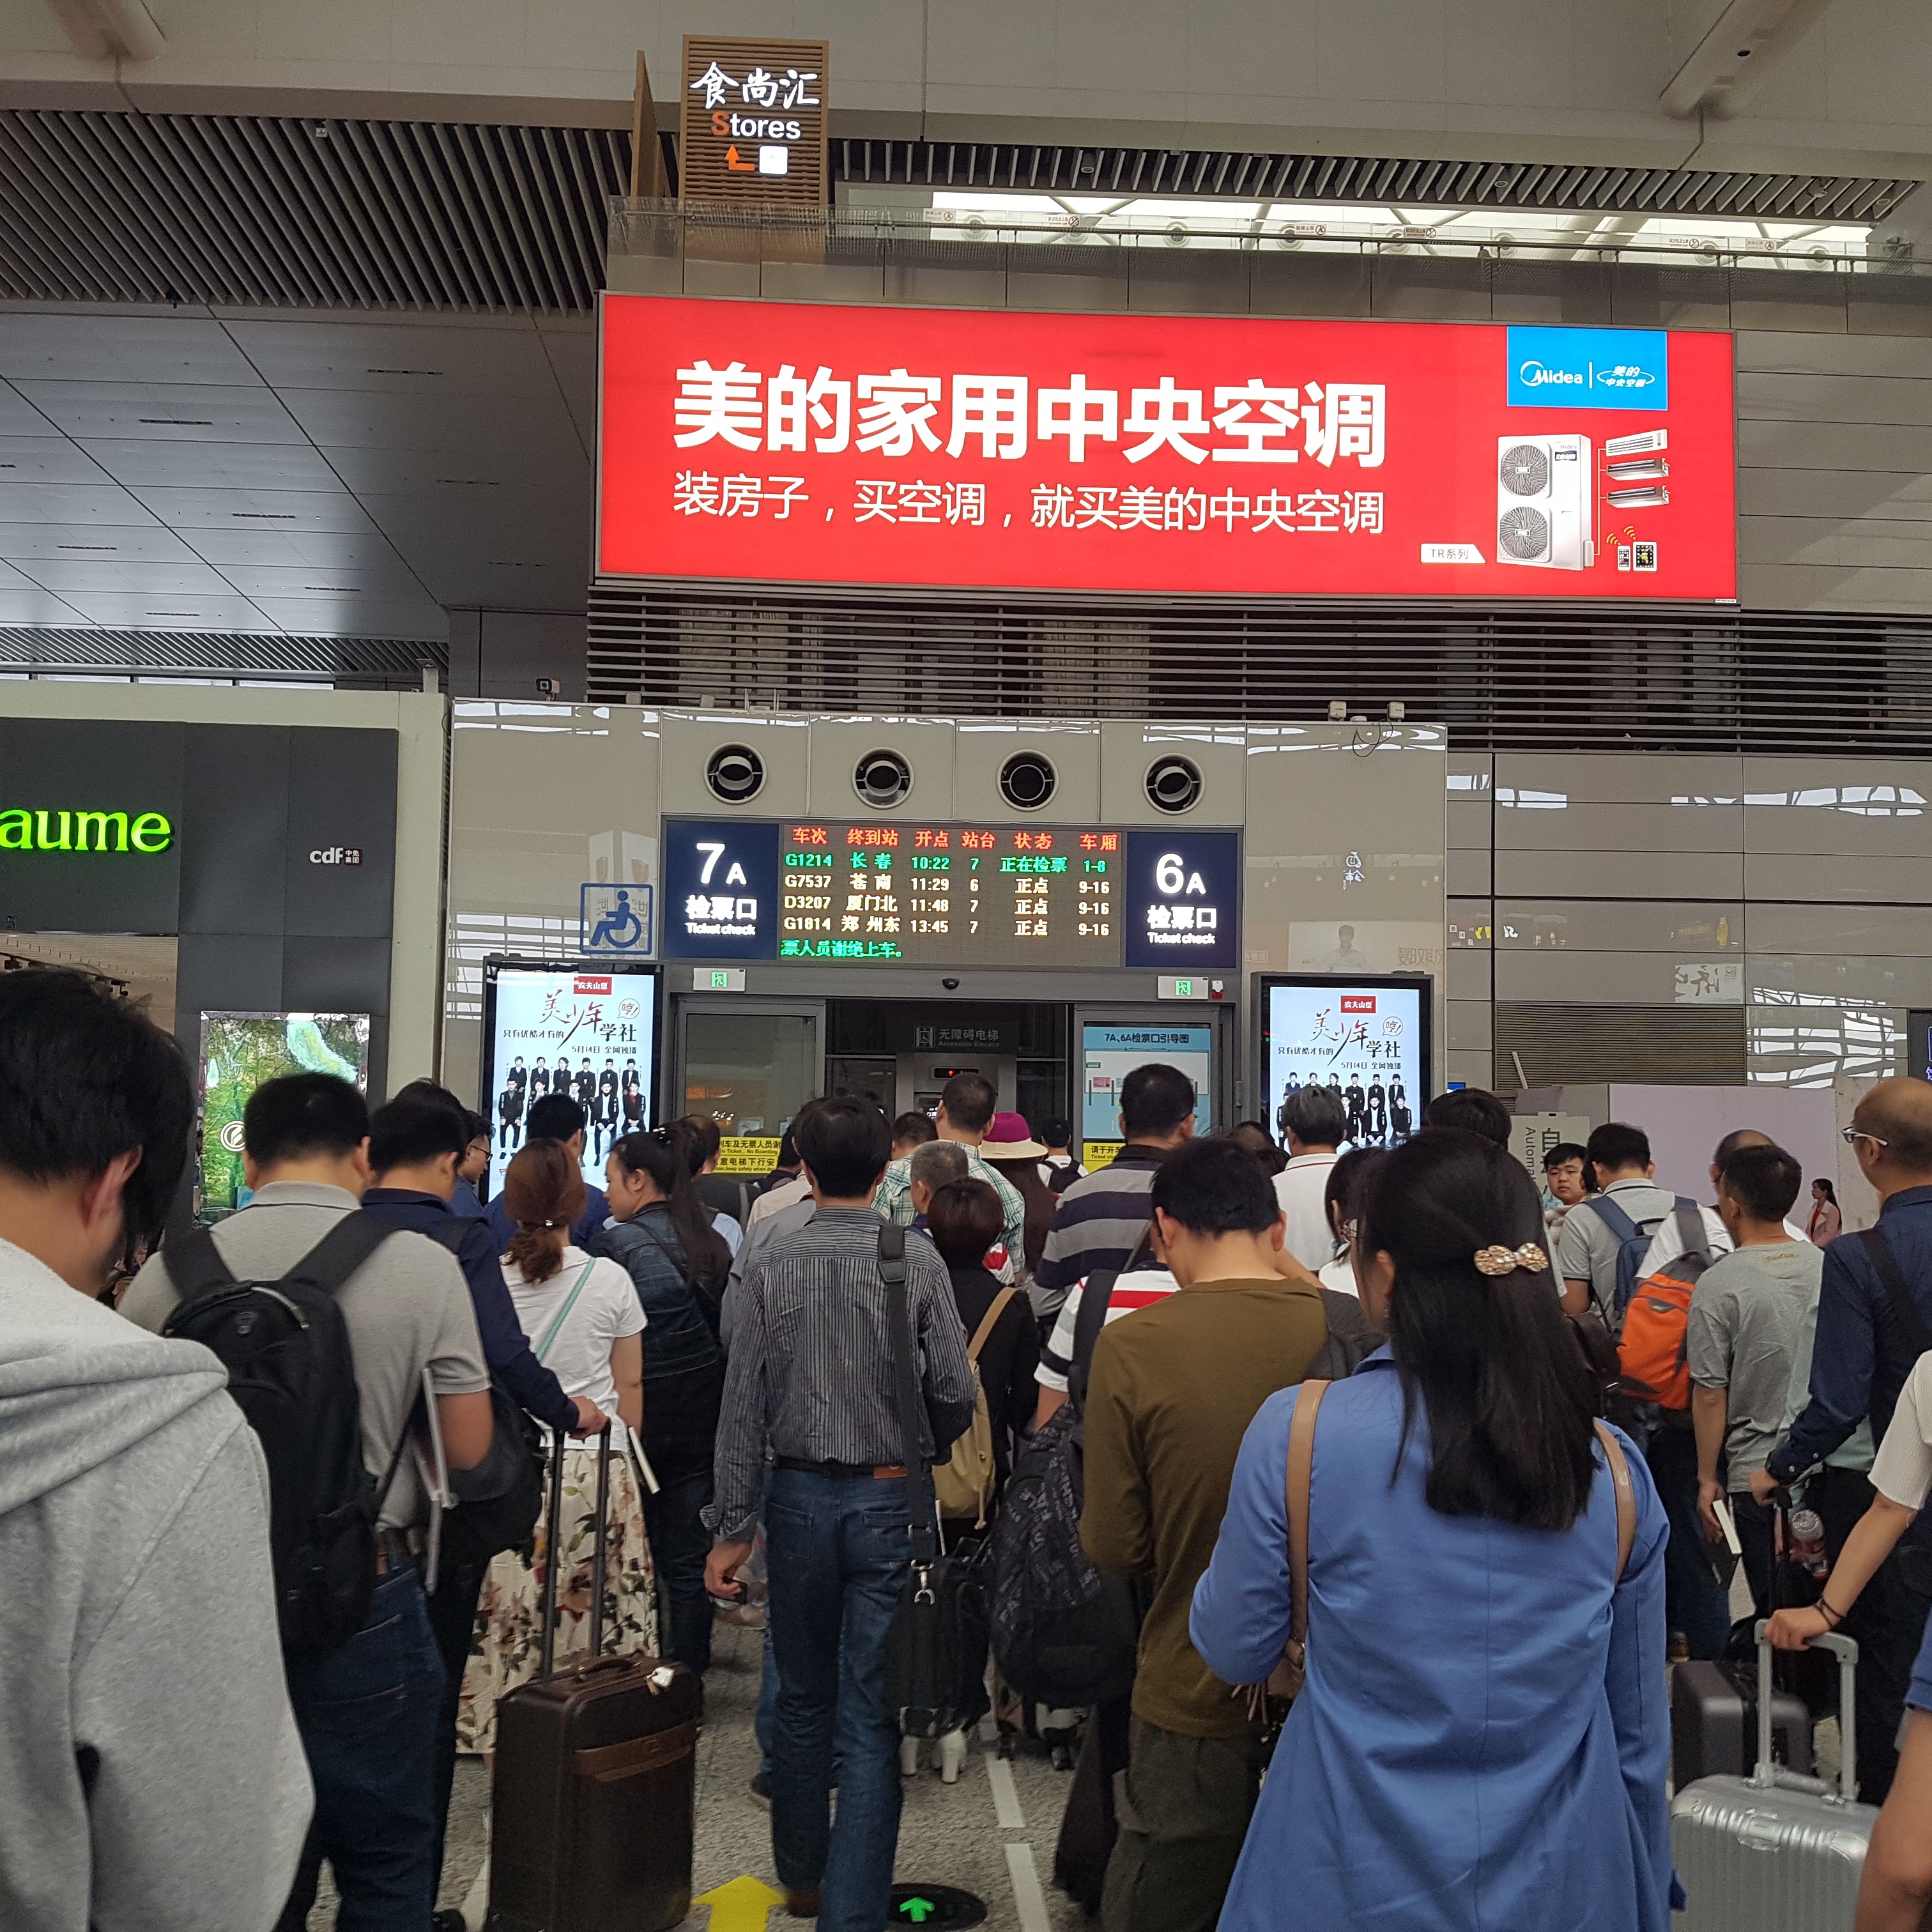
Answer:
1615 1206 1712 1411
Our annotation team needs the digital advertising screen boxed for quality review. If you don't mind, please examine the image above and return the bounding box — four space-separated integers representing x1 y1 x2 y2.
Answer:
199 1011 371 1219
481 963 657 1202
601 295 1736 601
665 816 1133 966
1261 976 1431 1151
1080 1021 1214 1168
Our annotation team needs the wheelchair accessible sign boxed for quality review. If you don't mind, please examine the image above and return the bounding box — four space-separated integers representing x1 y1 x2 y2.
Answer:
580 882 654 956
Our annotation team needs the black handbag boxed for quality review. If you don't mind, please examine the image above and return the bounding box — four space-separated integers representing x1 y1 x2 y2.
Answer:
878 1223 990 1739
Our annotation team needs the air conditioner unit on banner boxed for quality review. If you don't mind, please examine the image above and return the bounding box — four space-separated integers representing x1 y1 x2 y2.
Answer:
1496 434 1593 570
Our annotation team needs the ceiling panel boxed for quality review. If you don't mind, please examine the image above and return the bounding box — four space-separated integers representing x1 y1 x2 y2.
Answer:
0 480 156 525
285 388 583 460
0 436 116 484
244 595 446 641
226 318 577 397
76 438 346 489
183 525 418 569
0 523 200 563
0 586 89 625
10 381 307 443
211 560 431 600
0 385 53 436
17 558 238 597
49 589 277 631
123 484 383 534
0 310 265 385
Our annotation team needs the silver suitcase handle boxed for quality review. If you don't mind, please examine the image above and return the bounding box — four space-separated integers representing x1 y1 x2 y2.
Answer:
1754 1618 1859 1804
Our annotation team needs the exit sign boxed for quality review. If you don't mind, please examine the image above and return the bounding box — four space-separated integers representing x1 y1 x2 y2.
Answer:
680 35 829 205
1158 975 1228 1001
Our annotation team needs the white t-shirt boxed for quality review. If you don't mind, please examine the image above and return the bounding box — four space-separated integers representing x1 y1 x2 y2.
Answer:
1318 1254 1360 1300
1871 1355 1932 1511
1273 1153 1342 1272
1035 1269 1181 1392
502 1245 644 1423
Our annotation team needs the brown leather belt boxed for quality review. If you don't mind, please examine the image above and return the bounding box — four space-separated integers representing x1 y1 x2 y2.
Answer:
774 1457 908 1480
374 1528 418 1575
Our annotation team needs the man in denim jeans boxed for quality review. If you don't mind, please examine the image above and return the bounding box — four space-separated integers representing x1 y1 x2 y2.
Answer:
123 1073 495 1929
707 1099 974 1932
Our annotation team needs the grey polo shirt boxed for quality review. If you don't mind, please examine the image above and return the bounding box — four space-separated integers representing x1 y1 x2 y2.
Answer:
121 1181 489 1531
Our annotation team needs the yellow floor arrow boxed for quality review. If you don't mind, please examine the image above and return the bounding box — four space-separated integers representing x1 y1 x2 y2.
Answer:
694 1874 787 1932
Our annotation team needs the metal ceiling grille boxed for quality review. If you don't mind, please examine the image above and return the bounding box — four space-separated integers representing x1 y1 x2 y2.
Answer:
0 626 439 687
0 110 631 310
586 585 1932 756
832 141 1916 225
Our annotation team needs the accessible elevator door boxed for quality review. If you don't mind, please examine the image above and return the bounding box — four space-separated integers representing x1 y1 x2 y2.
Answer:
673 995 824 1175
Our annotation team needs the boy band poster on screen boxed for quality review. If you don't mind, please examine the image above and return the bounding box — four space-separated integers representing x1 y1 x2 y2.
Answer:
1262 976 1430 1151
482 964 657 1200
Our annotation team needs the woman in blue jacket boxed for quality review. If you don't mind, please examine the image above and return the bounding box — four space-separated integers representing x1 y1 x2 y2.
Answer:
594 1123 732 1675
1191 1129 1673 1932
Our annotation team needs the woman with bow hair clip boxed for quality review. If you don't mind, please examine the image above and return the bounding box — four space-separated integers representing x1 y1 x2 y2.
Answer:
1190 1128 1675 1932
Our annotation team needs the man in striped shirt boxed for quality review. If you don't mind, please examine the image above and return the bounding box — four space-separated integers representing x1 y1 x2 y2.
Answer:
1031 1063 1198 1423
705 1098 975 1932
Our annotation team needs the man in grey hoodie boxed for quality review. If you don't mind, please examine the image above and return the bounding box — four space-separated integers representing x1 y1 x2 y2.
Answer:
0 969 312 1932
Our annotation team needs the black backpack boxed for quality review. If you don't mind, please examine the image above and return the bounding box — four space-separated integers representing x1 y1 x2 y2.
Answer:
420 1215 545 1575
988 1267 1142 1710
160 1212 413 1659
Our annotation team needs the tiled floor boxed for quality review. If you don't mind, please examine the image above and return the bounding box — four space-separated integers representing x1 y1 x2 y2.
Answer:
316 1614 1092 1931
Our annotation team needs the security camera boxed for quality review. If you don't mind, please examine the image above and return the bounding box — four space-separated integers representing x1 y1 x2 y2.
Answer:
1328 699 1348 721
942 977 960 991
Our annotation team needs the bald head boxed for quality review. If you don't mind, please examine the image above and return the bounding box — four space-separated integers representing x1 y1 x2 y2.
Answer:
1856 1078 1932 1178
1714 1128 1772 1165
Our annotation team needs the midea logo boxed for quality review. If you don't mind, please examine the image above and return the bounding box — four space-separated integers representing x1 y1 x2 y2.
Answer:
1517 358 1658 391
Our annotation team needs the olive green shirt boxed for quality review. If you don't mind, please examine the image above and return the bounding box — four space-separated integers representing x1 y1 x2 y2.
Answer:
1080 1275 1330 1737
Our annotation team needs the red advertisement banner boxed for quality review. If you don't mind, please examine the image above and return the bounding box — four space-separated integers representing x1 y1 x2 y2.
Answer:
598 294 1736 601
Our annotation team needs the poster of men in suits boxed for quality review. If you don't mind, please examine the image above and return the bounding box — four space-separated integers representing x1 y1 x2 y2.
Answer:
1266 978 1425 1151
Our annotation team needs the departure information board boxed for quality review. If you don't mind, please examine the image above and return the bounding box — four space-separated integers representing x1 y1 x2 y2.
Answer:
779 821 1122 967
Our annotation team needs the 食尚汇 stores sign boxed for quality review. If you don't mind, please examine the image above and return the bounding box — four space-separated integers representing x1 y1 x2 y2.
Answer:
0 808 172 853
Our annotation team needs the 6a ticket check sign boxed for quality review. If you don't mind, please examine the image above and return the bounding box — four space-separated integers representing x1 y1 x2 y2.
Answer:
598 295 1736 601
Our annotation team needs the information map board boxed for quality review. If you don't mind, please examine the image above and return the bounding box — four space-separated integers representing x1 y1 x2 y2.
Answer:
663 816 1241 969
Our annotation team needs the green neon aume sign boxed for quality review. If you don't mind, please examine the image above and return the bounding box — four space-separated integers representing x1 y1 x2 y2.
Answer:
0 809 173 854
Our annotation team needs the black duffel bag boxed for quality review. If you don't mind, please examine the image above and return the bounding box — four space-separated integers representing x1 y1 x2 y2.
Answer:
878 1223 990 1739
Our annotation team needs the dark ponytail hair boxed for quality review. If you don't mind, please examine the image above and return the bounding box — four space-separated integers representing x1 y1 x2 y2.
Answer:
610 1124 731 1282
1362 1128 1598 1533
503 1139 585 1284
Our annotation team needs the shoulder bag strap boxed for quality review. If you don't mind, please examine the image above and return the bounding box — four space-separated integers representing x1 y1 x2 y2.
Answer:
967 1285 1020 1363
160 1225 236 1303
533 1257 599 1364
878 1223 939 1565
1068 1220 1153 1402
631 1215 696 1288
283 1210 401 1297
1287 1381 1331 1652
1859 1227 1932 1359
1593 1422 1637 1583
426 1215 472 1256
1671 1204 1706 1266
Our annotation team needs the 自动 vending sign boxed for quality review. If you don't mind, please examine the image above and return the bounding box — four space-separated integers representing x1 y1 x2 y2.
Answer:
597 295 1736 601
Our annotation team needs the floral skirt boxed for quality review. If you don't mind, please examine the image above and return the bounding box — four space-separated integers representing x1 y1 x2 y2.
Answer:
457 1441 660 1754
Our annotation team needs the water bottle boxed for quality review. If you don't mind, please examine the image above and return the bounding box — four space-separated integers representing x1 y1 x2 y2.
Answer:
1790 1506 1831 1581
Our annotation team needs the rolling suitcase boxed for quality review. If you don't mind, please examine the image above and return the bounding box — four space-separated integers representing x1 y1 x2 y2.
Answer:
1671 1625 1877 1931
1671 1658 1813 1787
487 1429 701 1932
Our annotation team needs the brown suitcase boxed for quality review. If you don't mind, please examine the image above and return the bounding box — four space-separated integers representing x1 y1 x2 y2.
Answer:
487 1429 700 1932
